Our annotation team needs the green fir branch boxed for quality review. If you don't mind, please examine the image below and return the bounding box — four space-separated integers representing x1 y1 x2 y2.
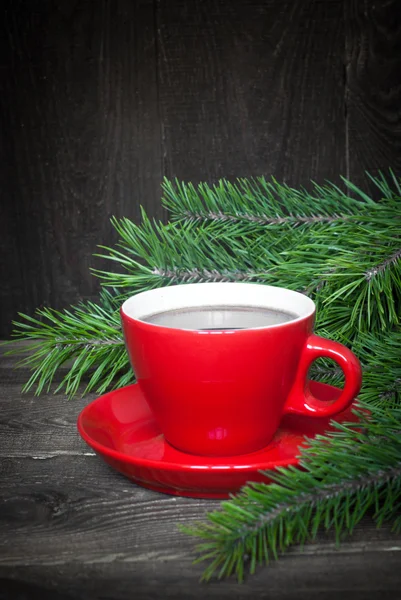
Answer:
311 330 401 407
7 289 133 397
92 211 284 289
92 197 400 336
161 175 373 224
182 405 401 582
161 170 400 226
276 226 401 334
93 213 401 300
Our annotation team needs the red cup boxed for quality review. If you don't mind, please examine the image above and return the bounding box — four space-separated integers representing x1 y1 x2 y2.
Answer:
121 283 362 457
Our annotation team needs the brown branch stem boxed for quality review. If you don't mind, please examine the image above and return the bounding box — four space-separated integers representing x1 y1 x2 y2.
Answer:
152 267 261 282
241 463 401 537
365 246 401 281
182 210 348 226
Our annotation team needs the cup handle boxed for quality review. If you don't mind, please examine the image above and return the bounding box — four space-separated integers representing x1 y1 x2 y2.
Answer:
284 334 362 418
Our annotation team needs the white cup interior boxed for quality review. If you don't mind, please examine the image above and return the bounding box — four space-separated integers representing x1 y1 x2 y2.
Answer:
121 283 315 330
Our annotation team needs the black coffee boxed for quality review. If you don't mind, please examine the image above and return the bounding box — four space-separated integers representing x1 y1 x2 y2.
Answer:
142 306 297 330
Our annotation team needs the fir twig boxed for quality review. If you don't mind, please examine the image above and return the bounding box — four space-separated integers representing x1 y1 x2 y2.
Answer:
92 205 401 335
7 289 133 397
161 175 378 225
182 406 401 582
92 211 284 289
308 330 401 407
365 246 401 281
177 209 346 226
161 171 401 226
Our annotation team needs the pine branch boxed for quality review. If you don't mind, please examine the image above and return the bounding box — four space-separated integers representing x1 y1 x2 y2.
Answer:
278 229 401 334
161 170 400 226
160 173 401 334
161 175 377 224
7 289 133 397
93 207 401 335
365 245 401 281
182 405 401 582
177 209 346 226
309 329 401 407
151 267 260 283
348 331 401 406
92 212 287 290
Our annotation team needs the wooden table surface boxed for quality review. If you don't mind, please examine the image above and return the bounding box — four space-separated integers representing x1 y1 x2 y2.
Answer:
1 345 401 600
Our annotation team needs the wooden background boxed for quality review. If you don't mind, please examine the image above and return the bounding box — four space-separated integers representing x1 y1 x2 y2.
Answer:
1 0 400 336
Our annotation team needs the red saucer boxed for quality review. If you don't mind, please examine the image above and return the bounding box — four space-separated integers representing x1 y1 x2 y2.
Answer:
77 382 360 499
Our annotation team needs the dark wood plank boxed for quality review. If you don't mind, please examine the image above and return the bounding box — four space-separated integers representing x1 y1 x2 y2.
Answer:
0 379 93 458
0 343 105 458
2 555 401 600
157 0 346 186
0 456 216 565
0 579 79 600
345 0 401 192
0 345 95 457
0 0 162 337
0 456 400 599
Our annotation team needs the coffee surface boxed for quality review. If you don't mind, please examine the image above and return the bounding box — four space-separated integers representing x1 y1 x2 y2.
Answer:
142 305 297 330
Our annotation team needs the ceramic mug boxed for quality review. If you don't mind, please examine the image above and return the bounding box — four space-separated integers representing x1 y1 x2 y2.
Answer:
121 283 362 457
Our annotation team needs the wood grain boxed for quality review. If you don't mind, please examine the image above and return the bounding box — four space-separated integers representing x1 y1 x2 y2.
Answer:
0 579 78 600
345 0 401 193
1 553 401 600
0 380 91 458
0 345 94 458
0 0 162 336
157 0 347 185
0 457 401 599
0 456 216 565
